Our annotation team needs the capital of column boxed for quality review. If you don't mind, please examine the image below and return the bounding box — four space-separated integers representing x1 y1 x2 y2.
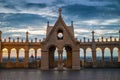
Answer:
58 50 63 54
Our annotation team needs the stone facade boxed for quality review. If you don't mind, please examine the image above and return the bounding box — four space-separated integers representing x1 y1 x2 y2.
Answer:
0 8 120 70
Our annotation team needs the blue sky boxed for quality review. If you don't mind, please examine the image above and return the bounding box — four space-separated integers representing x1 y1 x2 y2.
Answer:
0 0 120 41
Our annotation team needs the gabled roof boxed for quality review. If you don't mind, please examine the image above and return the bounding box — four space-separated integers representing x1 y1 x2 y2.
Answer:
43 8 77 44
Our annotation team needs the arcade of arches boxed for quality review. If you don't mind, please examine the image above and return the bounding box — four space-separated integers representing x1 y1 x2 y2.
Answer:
0 8 120 70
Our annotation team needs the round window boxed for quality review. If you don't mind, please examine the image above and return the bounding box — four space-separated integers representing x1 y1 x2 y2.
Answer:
57 32 63 39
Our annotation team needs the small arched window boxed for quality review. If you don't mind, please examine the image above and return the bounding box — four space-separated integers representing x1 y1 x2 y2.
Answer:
57 29 63 40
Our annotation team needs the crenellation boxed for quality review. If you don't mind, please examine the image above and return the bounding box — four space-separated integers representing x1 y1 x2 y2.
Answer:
84 37 86 42
13 38 15 42
97 38 99 42
101 37 103 42
106 38 108 42
8 37 11 42
88 39 90 42
31 39 33 43
110 36 112 42
35 38 37 42
114 38 117 42
39 39 41 42
17 37 19 42
79 39 81 42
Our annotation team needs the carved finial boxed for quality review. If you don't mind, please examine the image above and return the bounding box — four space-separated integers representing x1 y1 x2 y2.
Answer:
47 21 49 27
84 37 86 42
26 31 29 42
35 38 37 42
58 8 62 15
92 31 95 42
71 21 73 27
119 30 120 41
0 30 2 41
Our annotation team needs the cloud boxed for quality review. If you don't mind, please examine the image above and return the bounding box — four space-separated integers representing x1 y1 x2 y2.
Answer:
0 0 120 40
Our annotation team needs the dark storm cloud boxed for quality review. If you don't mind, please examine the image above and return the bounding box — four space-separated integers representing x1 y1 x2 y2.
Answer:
26 3 47 8
62 3 120 21
0 13 47 28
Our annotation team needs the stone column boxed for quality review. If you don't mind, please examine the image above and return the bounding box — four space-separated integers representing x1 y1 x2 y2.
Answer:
0 31 2 62
110 49 113 62
92 49 96 67
24 50 29 68
84 49 86 62
35 50 37 60
72 49 80 70
8 50 10 62
118 49 120 62
16 50 19 62
57 50 63 70
41 50 49 70
0 43 2 62
102 49 104 62
0 48 2 62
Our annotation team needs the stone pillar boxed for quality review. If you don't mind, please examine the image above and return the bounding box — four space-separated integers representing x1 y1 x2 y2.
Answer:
118 49 120 62
24 32 29 67
41 50 49 70
72 49 80 70
26 31 28 42
92 49 96 67
35 50 37 60
0 31 2 62
84 49 86 62
16 50 19 62
102 49 104 62
119 30 120 41
24 49 29 68
92 31 95 42
0 45 2 62
57 50 63 70
8 50 10 62
110 49 113 62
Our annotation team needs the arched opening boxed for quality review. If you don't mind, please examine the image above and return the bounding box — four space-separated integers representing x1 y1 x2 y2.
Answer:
10 48 17 62
57 29 63 40
96 48 102 62
80 48 84 61
2 48 8 62
104 47 111 62
86 48 92 62
29 48 35 62
37 48 41 60
19 48 25 62
113 47 118 62
63 48 67 67
48 45 56 68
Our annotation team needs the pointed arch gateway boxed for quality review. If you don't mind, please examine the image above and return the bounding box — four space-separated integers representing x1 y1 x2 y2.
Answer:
41 8 80 70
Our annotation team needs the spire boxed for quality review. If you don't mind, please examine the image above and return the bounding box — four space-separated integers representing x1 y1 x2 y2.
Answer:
26 31 28 42
58 8 62 16
47 21 49 27
0 31 2 42
92 31 95 42
71 21 73 27
119 30 120 41
54 8 66 26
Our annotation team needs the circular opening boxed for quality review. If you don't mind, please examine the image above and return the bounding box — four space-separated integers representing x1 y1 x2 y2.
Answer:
58 32 63 39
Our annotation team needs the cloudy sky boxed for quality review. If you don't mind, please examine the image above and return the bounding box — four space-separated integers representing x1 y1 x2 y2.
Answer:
0 0 120 41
